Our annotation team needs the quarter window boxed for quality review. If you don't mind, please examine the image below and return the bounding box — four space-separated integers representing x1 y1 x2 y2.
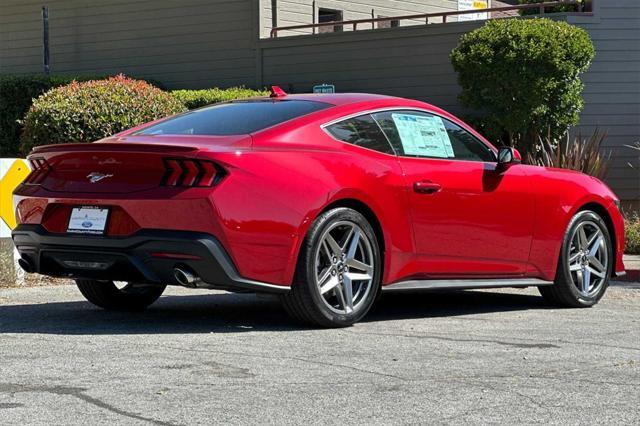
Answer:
325 114 395 155
372 111 495 162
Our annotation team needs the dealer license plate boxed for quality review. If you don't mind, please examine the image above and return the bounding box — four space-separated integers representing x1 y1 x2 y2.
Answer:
67 206 109 234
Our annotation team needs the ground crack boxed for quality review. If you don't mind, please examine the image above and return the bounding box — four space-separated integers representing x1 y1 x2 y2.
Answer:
0 383 178 426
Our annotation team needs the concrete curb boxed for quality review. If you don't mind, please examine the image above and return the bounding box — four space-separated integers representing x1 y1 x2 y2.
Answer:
620 254 640 283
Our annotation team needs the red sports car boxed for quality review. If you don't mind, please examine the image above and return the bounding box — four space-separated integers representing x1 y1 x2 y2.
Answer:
12 89 626 327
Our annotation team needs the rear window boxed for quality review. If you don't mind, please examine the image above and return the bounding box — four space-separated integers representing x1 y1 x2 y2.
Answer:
135 100 331 136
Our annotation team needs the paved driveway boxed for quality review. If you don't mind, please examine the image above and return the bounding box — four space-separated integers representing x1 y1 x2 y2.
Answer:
0 284 638 425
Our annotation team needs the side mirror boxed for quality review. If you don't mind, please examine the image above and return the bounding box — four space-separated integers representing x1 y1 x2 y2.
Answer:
497 147 522 166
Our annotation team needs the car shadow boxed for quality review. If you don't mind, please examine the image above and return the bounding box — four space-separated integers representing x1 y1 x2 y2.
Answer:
366 290 549 323
0 289 549 335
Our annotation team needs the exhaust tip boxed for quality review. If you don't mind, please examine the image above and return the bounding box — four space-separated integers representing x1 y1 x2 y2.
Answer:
173 266 198 287
18 258 34 273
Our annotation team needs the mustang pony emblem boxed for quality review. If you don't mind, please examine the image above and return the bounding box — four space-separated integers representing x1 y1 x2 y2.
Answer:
87 172 113 183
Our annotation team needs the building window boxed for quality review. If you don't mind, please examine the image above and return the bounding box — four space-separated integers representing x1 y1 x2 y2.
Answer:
318 8 343 33
377 16 400 29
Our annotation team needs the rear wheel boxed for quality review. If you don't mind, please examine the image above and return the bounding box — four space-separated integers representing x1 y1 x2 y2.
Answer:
281 207 381 327
76 280 166 311
539 210 612 307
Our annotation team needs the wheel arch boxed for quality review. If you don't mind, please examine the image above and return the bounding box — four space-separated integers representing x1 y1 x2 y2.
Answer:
319 198 386 256
285 196 390 286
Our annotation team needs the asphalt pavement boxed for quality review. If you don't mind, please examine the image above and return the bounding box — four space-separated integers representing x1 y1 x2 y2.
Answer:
0 283 638 425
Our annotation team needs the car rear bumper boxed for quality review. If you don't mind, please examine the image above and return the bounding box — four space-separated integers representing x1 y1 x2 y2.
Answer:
11 224 289 294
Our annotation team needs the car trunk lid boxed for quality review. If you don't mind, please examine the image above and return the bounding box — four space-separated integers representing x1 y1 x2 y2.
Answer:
28 135 250 194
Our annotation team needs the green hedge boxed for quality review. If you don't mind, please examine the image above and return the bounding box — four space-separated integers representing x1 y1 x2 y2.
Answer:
450 18 594 152
0 75 100 157
172 87 268 110
3 75 268 156
20 75 185 153
0 74 165 157
626 214 640 255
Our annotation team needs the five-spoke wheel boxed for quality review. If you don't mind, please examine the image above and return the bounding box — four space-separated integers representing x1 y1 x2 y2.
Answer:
315 221 375 315
566 220 609 298
281 207 381 327
539 210 612 307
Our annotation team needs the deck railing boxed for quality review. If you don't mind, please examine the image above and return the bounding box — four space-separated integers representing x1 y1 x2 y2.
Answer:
270 0 586 38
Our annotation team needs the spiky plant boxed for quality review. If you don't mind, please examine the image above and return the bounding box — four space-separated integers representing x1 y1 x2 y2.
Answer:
625 141 640 168
526 128 611 179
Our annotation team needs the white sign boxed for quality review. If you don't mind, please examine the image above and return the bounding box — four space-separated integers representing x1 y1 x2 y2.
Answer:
458 0 489 22
68 206 109 234
392 114 454 158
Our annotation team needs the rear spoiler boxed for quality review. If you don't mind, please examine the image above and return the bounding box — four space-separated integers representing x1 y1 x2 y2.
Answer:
30 142 199 155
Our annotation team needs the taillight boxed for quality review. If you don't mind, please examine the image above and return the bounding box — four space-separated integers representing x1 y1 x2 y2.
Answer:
161 158 226 187
24 157 51 184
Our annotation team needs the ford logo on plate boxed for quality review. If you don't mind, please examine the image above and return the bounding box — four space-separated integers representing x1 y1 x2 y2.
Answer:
82 221 93 228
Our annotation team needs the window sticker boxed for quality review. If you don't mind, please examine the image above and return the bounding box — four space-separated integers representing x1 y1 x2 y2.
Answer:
392 113 454 158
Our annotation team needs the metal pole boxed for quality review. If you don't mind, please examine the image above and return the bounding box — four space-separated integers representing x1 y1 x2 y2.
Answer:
42 6 50 75
271 0 278 29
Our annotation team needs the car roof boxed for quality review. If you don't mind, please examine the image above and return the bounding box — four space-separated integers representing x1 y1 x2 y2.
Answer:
246 92 398 106
246 92 497 151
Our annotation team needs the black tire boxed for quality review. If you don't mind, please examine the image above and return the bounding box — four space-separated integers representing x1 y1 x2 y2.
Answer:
76 280 166 311
281 207 382 327
539 210 612 308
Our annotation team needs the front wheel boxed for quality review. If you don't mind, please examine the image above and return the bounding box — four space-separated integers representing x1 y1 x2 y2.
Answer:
539 210 612 307
281 207 382 327
76 280 166 311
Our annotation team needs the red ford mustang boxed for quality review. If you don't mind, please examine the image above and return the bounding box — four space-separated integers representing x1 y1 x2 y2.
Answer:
12 89 626 327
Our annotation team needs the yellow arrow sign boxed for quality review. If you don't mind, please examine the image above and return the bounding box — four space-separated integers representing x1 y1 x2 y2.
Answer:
0 159 31 230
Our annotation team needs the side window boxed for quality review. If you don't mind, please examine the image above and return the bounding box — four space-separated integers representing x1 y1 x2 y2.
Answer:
325 114 395 155
443 119 496 162
372 111 495 162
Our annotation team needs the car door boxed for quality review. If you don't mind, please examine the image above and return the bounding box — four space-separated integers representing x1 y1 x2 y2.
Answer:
372 110 534 277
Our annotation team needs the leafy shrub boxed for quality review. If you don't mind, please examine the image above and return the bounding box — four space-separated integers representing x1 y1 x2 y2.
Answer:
625 214 640 255
526 129 611 179
172 87 268 110
20 75 185 153
0 74 104 157
0 74 165 157
450 18 594 154
519 0 584 16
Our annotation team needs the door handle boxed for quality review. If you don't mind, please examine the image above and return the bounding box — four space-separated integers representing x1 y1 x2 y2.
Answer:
413 180 441 194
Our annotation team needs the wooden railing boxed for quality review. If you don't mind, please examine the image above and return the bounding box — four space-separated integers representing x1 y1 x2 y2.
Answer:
270 0 585 38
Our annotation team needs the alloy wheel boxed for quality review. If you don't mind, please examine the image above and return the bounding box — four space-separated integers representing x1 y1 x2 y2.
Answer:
314 221 375 314
567 220 609 297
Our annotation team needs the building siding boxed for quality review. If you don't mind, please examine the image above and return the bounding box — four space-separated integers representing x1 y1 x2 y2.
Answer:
567 1 640 206
0 0 637 205
259 21 479 109
0 0 258 89
260 0 460 38
258 2 639 205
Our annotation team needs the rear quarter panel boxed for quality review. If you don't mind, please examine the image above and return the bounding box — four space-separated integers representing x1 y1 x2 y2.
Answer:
208 122 412 285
